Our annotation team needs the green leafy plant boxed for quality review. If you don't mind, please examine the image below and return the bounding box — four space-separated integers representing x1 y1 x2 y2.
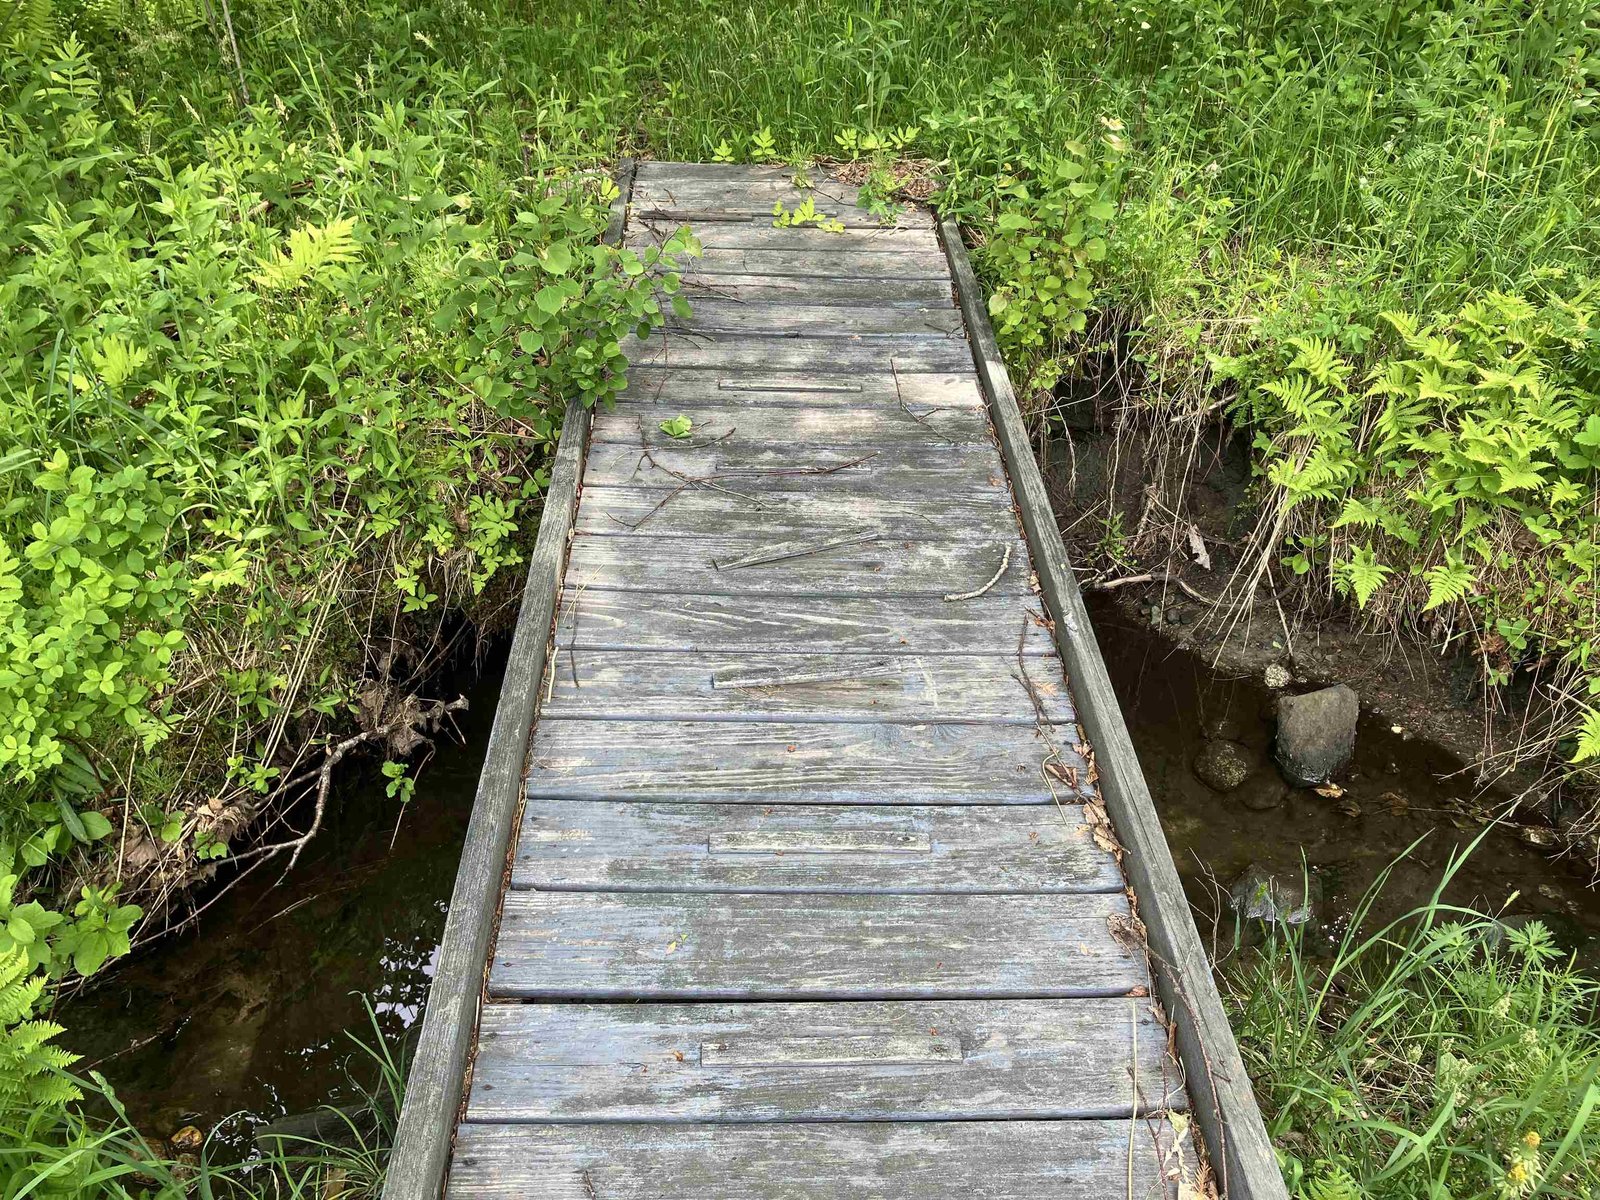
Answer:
772 197 845 233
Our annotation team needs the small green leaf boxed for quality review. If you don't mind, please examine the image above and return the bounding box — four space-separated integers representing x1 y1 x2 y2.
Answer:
659 415 693 440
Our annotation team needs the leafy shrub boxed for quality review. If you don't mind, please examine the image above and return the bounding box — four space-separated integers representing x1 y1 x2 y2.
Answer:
0 24 692 965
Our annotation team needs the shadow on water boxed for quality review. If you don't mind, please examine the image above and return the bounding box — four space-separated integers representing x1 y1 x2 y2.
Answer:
64 644 506 1149
1086 595 1600 962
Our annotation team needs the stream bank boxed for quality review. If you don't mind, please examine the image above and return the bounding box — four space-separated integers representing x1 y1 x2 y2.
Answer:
62 647 504 1152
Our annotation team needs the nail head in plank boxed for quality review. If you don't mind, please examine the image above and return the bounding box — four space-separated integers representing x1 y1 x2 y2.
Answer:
488 891 1143 1000
512 800 1123 894
465 998 1182 1121
447 1120 1188 1200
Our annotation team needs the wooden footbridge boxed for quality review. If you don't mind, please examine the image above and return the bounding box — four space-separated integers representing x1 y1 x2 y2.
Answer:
385 162 1286 1199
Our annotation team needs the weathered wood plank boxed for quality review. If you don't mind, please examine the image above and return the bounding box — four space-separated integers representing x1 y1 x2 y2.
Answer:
574 485 1017 542
662 299 963 338
540 651 1071 724
488 892 1142 1000
591 402 990 448
631 168 931 230
466 997 1181 1122
565 534 1031 599
620 332 971 373
611 367 984 410
553 590 1059 656
448 1120 1187 1200
676 274 954 305
669 245 952 279
525 719 1089 804
581 439 1003 490
941 216 1287 1199
511 801 1120 894
630 223 933 252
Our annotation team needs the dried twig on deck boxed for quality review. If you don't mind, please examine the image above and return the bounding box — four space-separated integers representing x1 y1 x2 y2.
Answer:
714 529 880 570
943 543 1012 601
890 357 959 445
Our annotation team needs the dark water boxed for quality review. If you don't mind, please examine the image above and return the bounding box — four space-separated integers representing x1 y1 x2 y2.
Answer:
64 651 502 1148
1088 595 1600 960
63 607 1600 1148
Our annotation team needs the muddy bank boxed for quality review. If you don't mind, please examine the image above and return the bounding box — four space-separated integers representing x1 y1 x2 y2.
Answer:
1042 418 1592 852
62 646 505 1151
1087 595 1600 963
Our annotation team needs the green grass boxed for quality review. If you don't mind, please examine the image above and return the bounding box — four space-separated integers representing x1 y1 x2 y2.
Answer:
1224 844 1600 1199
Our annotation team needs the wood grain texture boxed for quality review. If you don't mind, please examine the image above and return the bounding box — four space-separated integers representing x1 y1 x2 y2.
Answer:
525 719 1089 804
566 533 1031 599
380 164 639 1200
676 273 954 305
488 892 1144 1000
590 402 991 448
662 299 963 338
631 163 931 230
540 651 1072 724
630 223 933 252
465 997 1182 1122
666 245 952 279
612 367 984 409
511 801 1122 894
553 589 1060 656
448 1120 1188 1200
620 332 972 373
581 439 1005 490
574 485 1017 542
941 216 1287 1200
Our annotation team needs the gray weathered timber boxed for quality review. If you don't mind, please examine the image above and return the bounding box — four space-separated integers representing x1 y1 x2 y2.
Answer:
447 1120 1187 1200
591 402 990 447
379 164 637 1200
552 590 1060 656
565 534 1032 599
465 998 1182 1122
526 718 1087 804
668 245 952 279
582 438 1000 488
611 367 984 409
574 485 1018 542
620 332 972 373
488 892 1144 1000
630 223 931 251
940 215 1288 1200
540 651 1072 724
662 299 964 338
676 273 955 305
631 162 931 230
511 801 1123 894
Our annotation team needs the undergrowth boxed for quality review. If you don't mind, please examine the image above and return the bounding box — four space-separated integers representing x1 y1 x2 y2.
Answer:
1224 847 1600 1199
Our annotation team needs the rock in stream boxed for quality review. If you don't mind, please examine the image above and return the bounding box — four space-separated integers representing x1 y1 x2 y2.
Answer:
1274 683 1359 786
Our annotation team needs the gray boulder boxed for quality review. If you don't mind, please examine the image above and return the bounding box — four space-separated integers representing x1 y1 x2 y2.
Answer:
1274 684 1358 786
1228 863 1321 926
1193 739 1254 792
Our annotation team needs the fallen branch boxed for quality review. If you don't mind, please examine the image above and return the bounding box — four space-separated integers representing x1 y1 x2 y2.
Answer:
944 543 1012 602
714 529 880 570
890 357 959 445
238 694 470 875
1089 571 1220 608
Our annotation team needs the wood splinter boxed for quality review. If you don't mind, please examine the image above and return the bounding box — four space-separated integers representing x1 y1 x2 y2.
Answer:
943 543 1012 602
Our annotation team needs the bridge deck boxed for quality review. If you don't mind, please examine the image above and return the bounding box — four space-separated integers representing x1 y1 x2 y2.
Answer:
390 162 1285 1200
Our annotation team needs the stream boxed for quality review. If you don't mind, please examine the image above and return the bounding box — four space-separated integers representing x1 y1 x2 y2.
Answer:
67 611 1600 1148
